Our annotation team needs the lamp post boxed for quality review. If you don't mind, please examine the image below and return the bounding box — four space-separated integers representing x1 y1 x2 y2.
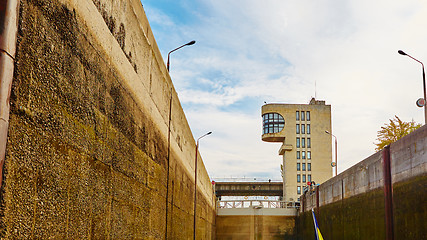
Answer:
164 40 195 239
193 131 212 240
398 50 426 124
325 131 337 176
167 40 196 71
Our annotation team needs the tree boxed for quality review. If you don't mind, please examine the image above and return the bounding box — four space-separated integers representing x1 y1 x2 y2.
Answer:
375 115 422 151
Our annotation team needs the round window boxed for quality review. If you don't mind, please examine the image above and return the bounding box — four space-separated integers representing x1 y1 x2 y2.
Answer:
262 113 285 134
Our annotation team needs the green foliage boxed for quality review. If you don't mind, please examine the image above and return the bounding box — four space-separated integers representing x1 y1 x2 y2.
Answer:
375 115 422 151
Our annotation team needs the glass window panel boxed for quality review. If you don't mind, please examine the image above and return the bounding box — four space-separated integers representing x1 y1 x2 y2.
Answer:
302 138 305 148
307 111 310 121
301 124 305 134
297 186 301 194
297 163 300 171
297 151 300 159
308 174 311 182
308 163 311 171
302 151 306 159
307 124 310 134
296 138 300 148
297 175 301 183
296 111 300 121
307 138 311 148
263 113 285 133
303 175 306 182
302 163 306 171
307 151 311 159
296 124 300 134
301 111 305 121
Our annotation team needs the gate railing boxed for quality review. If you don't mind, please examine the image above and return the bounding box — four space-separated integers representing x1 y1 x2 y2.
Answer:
217 200 299 209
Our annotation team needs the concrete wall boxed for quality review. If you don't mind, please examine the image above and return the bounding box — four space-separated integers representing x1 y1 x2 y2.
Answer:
298 125 427 239
0 0 215 239
216 207 296 240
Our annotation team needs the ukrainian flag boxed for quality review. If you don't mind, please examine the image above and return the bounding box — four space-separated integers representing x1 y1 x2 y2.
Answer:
311 209 325 240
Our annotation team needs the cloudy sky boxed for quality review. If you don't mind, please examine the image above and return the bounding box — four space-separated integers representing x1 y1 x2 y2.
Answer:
142 0 427 180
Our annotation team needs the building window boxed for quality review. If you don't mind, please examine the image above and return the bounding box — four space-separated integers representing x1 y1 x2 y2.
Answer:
307 124 310 134
297 186 301 194
262 113 285 134
303 175 306 182
296 111 300 121
307 111 310 121
301 111 305 121
297 175 301 183
302 163 306 171
302 138 306 148
296 124 300 134
308 174 311 182
307 151 311 159
296 138 300 148
297 151 300 159
297 163 301 171
302 151 306 159
307 138 311 148
301 124 305 134
308 163 311 171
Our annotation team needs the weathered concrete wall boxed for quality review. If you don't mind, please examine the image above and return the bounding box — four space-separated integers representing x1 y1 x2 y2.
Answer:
0 0 215 239
298 125 427 239
216 209 296 240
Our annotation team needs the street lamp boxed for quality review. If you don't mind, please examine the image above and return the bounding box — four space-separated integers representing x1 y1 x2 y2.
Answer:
325 130 337 177
398 50 426 124
167 40 196 71
193 131 212 240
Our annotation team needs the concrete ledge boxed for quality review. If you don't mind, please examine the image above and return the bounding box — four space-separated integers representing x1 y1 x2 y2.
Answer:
217 207 297 216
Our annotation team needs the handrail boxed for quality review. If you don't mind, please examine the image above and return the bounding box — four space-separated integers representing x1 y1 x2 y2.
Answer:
217 200 300 209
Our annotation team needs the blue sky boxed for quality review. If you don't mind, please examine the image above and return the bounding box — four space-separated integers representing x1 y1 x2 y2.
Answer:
142 0 427 180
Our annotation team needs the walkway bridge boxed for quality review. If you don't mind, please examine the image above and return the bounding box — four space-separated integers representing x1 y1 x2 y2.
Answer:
214 181 283 197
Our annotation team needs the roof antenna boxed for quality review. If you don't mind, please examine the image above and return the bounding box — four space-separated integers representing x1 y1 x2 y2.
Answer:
314 79 317 99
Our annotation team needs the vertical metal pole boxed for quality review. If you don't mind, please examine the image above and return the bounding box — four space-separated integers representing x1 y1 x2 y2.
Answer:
335 138 338 176
193 142 198 240
316 185 319 215
382 146 394 240
422 67 426 124
164 90 173 239
0 0 19 190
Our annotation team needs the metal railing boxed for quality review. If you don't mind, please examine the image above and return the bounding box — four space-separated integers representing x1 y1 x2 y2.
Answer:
212 177 282 182
217 200 299 209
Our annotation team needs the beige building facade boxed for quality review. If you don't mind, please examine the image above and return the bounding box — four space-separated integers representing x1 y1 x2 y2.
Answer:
262 98 332 202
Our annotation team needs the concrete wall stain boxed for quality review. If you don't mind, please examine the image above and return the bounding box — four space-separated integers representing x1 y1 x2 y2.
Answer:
92 0 137 73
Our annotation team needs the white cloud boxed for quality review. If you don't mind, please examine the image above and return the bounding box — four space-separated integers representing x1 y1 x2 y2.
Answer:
144 0 427 177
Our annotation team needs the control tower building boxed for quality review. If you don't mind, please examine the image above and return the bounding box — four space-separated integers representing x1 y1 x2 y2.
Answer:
261 98 332 202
